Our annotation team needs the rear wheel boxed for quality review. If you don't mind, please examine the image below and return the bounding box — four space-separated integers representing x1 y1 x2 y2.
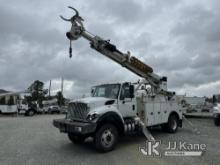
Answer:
162 114 178 133
95 124 118 152
25 109 35 116
68 133 86 144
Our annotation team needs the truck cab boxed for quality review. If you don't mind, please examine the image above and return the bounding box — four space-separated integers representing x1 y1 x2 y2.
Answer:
91 83 136 117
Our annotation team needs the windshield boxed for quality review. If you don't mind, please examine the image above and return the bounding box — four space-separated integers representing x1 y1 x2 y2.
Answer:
92 84 120 99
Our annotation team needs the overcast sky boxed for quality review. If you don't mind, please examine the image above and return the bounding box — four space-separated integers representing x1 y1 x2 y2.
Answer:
0 0 220 98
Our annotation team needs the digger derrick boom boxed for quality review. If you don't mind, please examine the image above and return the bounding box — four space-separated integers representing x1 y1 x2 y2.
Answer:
61 7 166 89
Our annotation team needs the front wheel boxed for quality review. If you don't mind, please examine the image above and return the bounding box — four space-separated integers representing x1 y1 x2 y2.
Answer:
95 124 118 152
25 109 35 116
162 114 178 133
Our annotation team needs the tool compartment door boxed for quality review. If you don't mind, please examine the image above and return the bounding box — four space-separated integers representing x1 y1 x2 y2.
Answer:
160 96 169 123
154 97 162 125
144 97 155 126
144 96 163 126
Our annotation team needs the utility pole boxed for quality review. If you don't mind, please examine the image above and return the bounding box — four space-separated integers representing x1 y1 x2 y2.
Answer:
49 80 51 97
61 77 64 95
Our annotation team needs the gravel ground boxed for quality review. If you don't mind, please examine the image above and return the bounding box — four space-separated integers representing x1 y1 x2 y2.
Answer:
0 114 219 165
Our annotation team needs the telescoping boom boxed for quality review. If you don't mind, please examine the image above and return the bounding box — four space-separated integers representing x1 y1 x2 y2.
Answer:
61 7 173 95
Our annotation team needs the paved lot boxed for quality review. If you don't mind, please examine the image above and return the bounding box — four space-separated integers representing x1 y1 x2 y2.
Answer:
0 114 219 165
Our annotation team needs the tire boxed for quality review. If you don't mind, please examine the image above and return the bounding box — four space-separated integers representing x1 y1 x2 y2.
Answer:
162 114 178 133
95 124 118 152
68 133 86 144
26 109 35 116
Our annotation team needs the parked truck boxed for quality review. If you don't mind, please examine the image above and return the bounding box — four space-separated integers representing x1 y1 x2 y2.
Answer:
17 99 40 116
53 7 183 152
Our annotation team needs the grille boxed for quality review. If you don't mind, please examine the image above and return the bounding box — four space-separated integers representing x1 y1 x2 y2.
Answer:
68 102 89 120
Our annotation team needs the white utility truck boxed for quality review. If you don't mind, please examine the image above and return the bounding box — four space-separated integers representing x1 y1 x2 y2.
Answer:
17 99 40 116
53 7 183 152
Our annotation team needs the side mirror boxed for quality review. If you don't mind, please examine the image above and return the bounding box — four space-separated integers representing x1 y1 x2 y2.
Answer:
129 85 134 98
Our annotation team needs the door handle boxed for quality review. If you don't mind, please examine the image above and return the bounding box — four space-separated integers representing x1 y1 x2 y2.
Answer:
150 112 153 115
158 112 161 114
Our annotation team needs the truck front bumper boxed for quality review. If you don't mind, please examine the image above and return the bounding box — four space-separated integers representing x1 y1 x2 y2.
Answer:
53 119 97 135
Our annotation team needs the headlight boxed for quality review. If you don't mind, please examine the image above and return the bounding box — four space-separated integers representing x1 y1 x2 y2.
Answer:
87 113 100 121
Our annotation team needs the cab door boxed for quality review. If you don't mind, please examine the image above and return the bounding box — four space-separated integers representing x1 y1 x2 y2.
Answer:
118 83 136 117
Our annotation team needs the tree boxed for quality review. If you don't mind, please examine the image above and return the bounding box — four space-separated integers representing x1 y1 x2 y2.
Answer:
56 91 64 106
28 80 44 100
27 80 48 105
